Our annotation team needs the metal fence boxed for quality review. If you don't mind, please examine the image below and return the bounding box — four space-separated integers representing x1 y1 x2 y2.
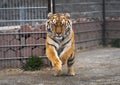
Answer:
0 0 48 69
105 0 120 43
54 0 120 47
0 0 47 26
0 0 120 69
55 0 104 48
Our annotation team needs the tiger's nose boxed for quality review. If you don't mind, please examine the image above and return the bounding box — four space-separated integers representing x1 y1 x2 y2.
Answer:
56 33 62 36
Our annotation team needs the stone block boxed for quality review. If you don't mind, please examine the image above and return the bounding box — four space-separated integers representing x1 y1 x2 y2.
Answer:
31 33 41 40
31 27 41 32
2 35 14 45
40 25 46 32
21 47 32 57
32 47 42 56
33 22 41 29
41 33 46 39
0 51 4 58
36 38 45 44
19 24 31 32
9 39 19 45
19 24 31 39
26 37 36 44
5 49 16 58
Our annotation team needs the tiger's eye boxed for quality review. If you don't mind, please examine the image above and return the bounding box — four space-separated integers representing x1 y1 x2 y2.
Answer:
52 19 56 24
61 19 65 25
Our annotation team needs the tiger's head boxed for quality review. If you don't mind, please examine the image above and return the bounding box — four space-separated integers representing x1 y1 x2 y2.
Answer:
46 13 72 40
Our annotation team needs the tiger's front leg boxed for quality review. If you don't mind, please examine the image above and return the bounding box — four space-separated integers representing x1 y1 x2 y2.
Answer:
60 44 75 76
60 48 75 76
46 43 62 76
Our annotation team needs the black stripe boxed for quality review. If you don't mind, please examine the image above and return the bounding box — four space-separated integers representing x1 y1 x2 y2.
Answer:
57 46 65 56
50 37 59 44
47 43 57 51
63 39 71 47
47 37 71 57
67 54 75 67
57 38 71 55
67 61 74 67
47 43 65 57
57 39 71 56
68 57 74 63
65 27 70 35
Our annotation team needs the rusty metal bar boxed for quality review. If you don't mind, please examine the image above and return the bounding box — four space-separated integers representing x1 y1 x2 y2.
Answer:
102 0 106 46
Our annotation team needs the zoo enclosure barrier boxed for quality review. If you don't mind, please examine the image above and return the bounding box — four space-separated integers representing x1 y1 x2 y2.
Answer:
0 0 120 69
0 0 48 69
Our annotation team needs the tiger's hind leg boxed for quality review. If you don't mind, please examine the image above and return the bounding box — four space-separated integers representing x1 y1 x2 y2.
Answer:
67 54 75 76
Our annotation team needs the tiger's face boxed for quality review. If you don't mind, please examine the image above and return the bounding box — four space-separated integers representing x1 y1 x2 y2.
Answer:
46 13 72 40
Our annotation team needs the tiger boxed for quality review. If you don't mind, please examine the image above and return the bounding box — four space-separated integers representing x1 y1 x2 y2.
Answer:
45 13 75 76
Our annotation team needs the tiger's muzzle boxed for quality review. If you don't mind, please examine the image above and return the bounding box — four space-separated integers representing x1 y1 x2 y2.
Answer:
55 33 63 40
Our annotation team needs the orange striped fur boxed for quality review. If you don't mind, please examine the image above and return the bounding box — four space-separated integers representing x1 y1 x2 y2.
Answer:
45 13 75 76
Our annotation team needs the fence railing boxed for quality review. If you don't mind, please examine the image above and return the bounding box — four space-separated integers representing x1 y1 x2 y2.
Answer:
0 0 48 69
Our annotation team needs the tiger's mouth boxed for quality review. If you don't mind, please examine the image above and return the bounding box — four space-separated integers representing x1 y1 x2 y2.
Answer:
55 36 63 40
54 33 63 40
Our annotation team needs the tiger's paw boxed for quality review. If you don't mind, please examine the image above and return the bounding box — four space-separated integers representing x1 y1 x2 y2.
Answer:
68 72 75 76
53 59 62 76
54 69 62 76
67 67 75 76
60 57 67 65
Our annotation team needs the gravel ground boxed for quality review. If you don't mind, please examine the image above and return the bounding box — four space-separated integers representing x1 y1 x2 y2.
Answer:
0 48 120 85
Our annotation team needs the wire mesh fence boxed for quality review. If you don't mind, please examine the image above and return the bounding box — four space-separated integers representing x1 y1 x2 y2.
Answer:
0 0 48 69
105 0 120 43
0 0 47 26
55 0 103 48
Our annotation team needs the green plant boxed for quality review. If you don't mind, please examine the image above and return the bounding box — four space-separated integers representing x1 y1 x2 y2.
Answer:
110 39 120 48
22 55 43 71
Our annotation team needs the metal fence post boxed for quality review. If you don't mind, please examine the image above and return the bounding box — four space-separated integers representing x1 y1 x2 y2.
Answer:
48 0 55 13
19 7 25 25
102 0 106 46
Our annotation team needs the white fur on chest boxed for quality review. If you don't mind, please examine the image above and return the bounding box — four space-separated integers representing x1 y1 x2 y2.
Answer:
48 37 71 49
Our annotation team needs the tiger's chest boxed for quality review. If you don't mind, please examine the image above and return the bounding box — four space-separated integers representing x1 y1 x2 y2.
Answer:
48 36 71 56
57 40 71 56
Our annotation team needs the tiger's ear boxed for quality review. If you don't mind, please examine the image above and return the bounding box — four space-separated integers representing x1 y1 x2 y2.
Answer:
65 13 70 18
48 12 53 18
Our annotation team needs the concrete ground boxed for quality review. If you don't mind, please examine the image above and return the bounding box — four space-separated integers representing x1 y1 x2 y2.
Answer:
0 48 120 85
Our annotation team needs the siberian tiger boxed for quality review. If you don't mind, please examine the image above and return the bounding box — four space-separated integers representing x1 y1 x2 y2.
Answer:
45 13 75 76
